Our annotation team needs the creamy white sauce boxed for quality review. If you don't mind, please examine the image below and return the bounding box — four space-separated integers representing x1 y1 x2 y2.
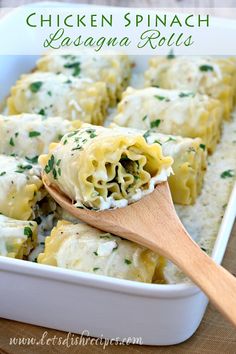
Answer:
114 87 211 130
0 114 76 158
97 241 117 257
164 112 236 284
0 155 41 207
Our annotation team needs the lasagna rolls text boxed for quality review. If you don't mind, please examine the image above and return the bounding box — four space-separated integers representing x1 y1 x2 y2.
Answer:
0 155 44 220
145 56 236 120
0 215 37 259
114 87 223 153
0 114 81 161
38 220 162 283
39 124 173 210
7 72 109 125
36 53 132 106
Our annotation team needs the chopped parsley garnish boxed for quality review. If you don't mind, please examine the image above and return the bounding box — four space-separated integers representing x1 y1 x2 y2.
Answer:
65 79 72 84
63 139 68 145
38 109 46 116
142 115 148 121
90 132 97 138
201 246 207 252
165 137 176 143
124 259 132 265
93 267 100 271
9 137 15 146
154 140 162 146
57 134 63 141
100 234 111 239
72 146 83 151
150 119 161 129
47 91 52 96
199 144 206 151
64 62 81 76
25 155 39 164
143 130 151 141
24 226 33 238
167 49 175 59
52 168 57 179
15 164 32 173
93 251 98 256
68 131 78 138
154 95 166 101
199 65 214 72
29 131 41 138
0 172 6 176
86 128 97 139
44 154 55 174
220 169 234 179
15 132 19 137
56 159 61 166
179 92 194 98
29 81 43 93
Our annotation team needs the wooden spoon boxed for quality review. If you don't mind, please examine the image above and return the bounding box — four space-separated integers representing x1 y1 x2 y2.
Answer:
43 179 236 327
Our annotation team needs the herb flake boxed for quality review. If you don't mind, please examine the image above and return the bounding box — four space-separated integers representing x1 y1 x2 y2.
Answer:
29 81 43 93
220 170 234 179
199 144 206 151
24 226 33 238
150 119 161 129
199 65 214 72
124 259 132 265
9 137 15 146
29 131 41 138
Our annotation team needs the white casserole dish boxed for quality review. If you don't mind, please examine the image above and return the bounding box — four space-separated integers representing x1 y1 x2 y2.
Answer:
0 3 236 346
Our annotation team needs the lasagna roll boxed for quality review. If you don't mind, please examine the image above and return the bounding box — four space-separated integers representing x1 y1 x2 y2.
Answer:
137 130 206 205
145 56 236 120
7 72 109 125
36 53 132 106
0 155 44 220
39 124 173 210
0 215 37 259
114 87 222 153
0 114 81 162
38 220 162 283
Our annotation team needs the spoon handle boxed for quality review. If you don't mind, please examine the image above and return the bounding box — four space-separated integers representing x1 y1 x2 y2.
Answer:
158 225 236 327
138 184 236 327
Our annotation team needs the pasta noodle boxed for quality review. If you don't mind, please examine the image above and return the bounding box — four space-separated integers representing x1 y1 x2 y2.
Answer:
0 215 37 259
0 155 44 220
36 52 132 106
38 220 162 283
114 87 223 153
0 114 81 161
145 56 236 120
39 124 173 210
110 125 207 205
7 72 109 125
